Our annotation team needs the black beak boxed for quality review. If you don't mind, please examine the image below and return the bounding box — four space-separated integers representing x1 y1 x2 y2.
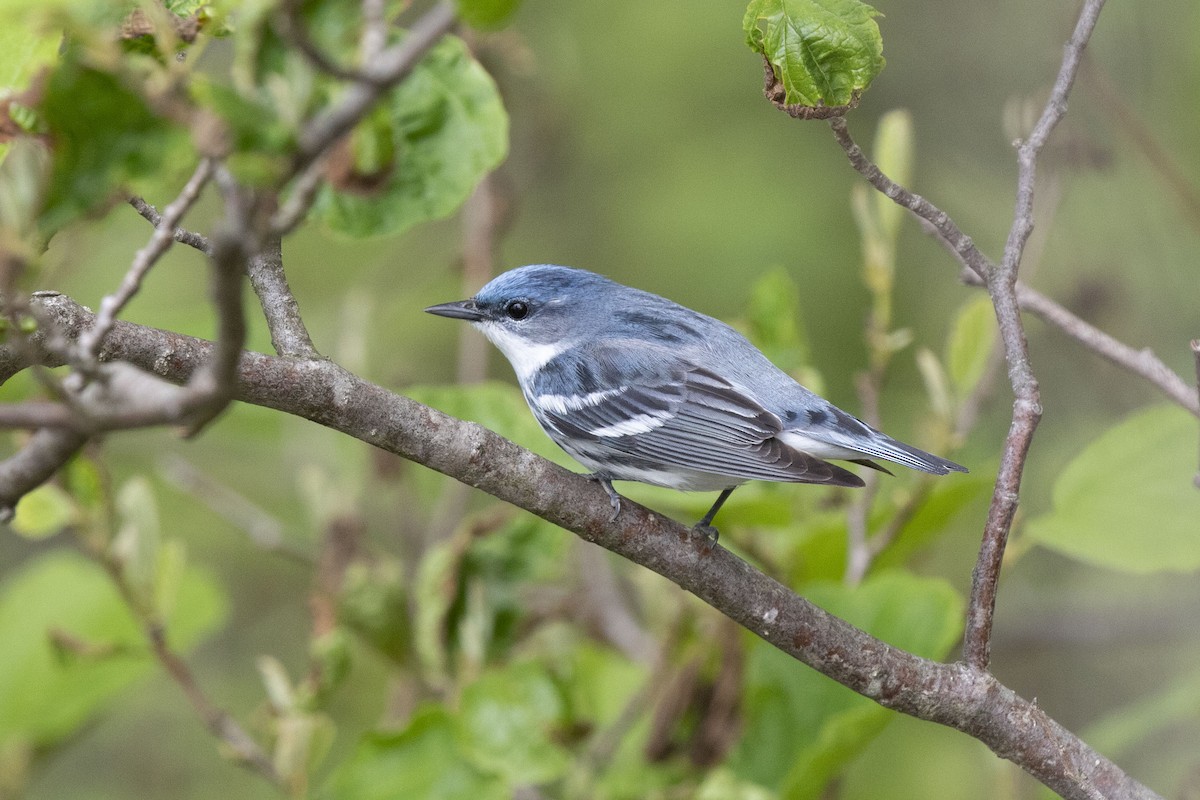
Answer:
424 299 487 322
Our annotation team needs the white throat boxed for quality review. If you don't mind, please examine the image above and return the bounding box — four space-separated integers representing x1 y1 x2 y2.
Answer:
475 321 568 382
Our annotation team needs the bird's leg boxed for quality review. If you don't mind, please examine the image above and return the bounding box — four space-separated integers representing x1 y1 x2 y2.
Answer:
585 472 622 521
693 487 735 548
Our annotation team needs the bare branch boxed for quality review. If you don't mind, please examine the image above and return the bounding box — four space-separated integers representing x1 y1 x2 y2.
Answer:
128 196 212 254
965 0 1106 668
90 538 281 786
80 160 215 364
359 0 388 63
962 271 1200 417
827 116 994 281
11 292 1163 800
0 428 88 519
269 159 326 237
826 0 1106 669
245 238 320 359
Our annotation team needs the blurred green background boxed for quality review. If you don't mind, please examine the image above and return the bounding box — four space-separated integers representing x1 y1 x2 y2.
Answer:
4 0 1200 797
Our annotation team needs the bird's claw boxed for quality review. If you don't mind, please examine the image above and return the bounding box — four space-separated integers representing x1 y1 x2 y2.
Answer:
587 473 622 522
691 523 720 551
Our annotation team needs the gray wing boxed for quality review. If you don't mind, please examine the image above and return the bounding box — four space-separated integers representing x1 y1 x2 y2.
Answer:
532 350 864 488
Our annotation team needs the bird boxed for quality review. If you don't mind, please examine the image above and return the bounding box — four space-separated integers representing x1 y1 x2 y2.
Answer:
425 265 966 542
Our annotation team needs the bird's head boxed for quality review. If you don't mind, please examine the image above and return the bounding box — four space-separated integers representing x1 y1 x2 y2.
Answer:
425 264 619 379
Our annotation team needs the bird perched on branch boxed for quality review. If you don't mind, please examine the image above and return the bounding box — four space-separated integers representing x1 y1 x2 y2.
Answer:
426 265 966 542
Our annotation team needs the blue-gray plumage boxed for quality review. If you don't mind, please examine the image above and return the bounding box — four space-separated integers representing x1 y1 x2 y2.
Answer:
426 265 966 540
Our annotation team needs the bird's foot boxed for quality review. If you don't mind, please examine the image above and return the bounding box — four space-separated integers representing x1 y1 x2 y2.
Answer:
586 473 622 521
691 522 720 551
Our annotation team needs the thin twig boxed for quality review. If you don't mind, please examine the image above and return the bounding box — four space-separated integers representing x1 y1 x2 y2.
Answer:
962 272 1199 417
269 159 326 237
964 0 1105 669
0 428 88 519
128 197 212 254
245 238 320 359
91 540 282 785
145 622 282 783
827 117 995 281
277 0 367 82
80 161 215 364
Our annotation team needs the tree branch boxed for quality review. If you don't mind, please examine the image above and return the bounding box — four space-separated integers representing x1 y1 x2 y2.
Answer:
80 160 215 364
962 271 1199 417
826 0 1105 669
9 292 1161 800
964 0 1105 667
128 196 212 254
245 237 320 359
0 428 88 519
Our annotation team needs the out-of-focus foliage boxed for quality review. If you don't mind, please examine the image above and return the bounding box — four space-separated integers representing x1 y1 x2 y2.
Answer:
313 36 509 238
1025 405 1200 573
0 0 1197 798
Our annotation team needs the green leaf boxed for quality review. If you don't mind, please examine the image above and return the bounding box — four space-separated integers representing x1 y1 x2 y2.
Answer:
945 296 996 398
9 484 75 539
322 706 507 800
37 55 187 232
1025 405 1200 573
730 572 962 797
315 34 508 238
0 551 226 747
743 0 885 108
457 661 570 784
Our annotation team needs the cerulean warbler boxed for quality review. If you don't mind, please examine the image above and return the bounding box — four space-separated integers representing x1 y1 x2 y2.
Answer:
426 265 966 540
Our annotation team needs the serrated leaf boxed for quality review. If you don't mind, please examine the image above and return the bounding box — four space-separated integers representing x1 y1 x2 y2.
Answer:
315 35 508 238
946 296 996 397
322 707 507 800
456 661 570 784
743 0 885 108
9 483 74 539
0 551 226 746
1025 405 1200 573
730 572 962 797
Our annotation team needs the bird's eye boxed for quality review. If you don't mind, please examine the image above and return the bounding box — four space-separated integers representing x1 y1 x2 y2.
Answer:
504 300 530 320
